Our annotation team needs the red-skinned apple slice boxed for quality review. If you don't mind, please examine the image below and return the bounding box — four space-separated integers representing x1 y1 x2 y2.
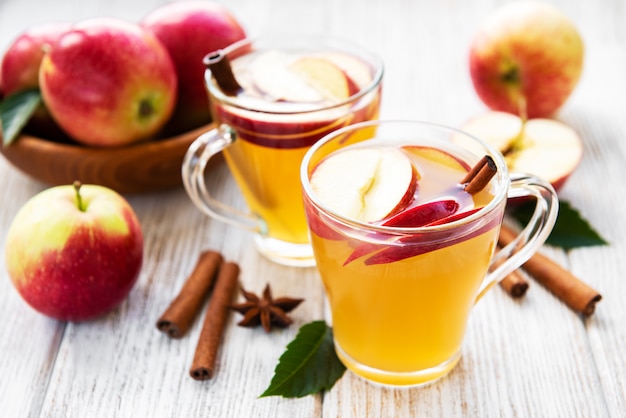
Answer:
310 146 417 223
290 56 350 101
344 199 461 265
402 145 470 171
250 51 350 103
456 111 583 191
425 207 482 226
362 209 500 265
382 199 459 227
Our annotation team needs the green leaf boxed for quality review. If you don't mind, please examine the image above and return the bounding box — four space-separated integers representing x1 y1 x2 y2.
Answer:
260 320 346 398
508 199 608 250
0 89 42 146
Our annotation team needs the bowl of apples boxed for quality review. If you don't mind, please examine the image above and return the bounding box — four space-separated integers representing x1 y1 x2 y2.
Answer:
0 1 246 194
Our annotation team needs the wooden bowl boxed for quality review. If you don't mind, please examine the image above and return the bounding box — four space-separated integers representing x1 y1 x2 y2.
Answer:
0 123 217 194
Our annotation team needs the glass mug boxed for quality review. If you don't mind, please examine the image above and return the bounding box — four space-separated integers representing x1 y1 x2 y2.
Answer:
182 34 384 267
300 120 559 387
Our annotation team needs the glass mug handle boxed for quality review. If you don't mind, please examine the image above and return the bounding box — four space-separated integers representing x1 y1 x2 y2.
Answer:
475 173 559 302
181 124 266 234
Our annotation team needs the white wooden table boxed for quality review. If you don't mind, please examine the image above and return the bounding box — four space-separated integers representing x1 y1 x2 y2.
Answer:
1 0 624 416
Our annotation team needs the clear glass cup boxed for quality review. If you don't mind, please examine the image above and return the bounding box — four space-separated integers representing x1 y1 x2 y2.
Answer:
300 120 558 387
182 34 383 267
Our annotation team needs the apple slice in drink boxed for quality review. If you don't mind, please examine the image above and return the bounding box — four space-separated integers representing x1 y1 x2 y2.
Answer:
402 145 470 172
310 146 417 223
250 51 350 103
382 199 459 227
363 208 496 265
290 56 351 101
343 199 461 265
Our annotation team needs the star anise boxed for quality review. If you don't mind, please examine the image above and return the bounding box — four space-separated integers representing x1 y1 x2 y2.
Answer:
230 284 304 332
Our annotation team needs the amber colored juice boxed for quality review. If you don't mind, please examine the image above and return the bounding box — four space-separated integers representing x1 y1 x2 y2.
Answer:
209 51 381 244
307 146 503 386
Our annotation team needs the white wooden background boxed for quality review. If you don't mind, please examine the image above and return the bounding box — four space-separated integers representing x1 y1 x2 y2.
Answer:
1 0 624 416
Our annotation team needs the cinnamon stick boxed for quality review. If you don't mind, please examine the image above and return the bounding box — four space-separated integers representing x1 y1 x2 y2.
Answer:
499 224 602 315
156 251 224 338
500 270 530 298
203 50 242 96
463 155 497 194
190 261 240 381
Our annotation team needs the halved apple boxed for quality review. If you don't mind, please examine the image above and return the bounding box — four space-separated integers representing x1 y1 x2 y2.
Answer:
309 147 417 223
456 111 583 191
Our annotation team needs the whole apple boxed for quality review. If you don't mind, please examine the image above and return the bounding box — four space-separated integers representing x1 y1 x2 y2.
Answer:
469 1 584 118
39 18 178 147
142 0 246 134
0 22 71 138
1 22 70 95
4 182 143 322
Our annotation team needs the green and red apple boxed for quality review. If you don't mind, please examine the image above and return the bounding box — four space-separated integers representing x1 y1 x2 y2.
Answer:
456 111 583 191
39 18 177 147
142 0 246 133
4 182 144 322
469 1 584 118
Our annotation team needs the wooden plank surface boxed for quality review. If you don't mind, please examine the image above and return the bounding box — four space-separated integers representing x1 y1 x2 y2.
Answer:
1 0 625 417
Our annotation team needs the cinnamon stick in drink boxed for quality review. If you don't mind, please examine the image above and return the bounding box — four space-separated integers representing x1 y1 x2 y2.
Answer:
190 261 240 380
156 251 224 338
498 224 602 315
463 155 497 195
203 50 242 96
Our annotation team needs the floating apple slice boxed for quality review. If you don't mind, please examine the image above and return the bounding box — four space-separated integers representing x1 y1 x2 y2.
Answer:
249 51 352 103
343 199 460 265
382 199 459 227
290 56 351 101
425 207 482 226
310 146 417 223
402 145 470 171
250 50 324 102
457 111 583 191
363 209 499 265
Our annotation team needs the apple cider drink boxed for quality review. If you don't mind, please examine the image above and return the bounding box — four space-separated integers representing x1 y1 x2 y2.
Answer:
205 39 382 249
303 133 505 386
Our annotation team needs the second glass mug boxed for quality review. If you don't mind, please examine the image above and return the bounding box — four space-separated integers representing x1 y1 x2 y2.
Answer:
300 120 559 387
181 34 384 267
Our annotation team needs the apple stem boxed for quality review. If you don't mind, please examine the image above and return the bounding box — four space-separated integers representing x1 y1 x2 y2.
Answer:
73 180 86 212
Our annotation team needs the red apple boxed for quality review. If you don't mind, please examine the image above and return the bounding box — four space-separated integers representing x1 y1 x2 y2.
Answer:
4 182 143 321
142 0 246 133
1 22 70 96
456 111 583 191
310 147 417 222
0 22 71 138
469 1 584 118
39 18 177 147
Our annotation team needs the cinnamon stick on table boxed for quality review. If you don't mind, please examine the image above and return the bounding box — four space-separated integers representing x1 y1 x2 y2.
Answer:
500 269 530 299
190 261 240 381
498 224 602 316
156 250 224 338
